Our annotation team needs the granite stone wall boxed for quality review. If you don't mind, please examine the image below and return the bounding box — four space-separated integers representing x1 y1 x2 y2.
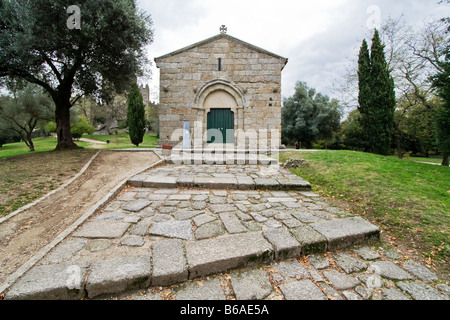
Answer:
155 34 287 149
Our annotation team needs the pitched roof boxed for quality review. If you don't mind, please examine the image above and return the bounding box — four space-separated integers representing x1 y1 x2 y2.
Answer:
154 33 288 65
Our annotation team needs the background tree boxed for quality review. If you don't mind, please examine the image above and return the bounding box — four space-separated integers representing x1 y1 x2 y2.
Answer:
282 81 342 148
0 0 153 150
127 84 146 146
357 39 372 151
427 18 450 166
0 83 54 151
340 109 366 151
357 29 396 156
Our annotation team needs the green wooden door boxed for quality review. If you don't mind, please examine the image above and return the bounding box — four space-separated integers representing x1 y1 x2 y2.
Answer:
207 108 234 144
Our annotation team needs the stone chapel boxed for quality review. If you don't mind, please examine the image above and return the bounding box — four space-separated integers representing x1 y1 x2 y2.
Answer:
155 28 287 150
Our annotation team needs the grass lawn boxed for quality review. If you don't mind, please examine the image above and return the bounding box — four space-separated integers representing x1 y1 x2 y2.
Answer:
0 137 61 159
401 156 444 164
0 148 96 217
280 150 450 268
0 132 159 159
81 131 158 149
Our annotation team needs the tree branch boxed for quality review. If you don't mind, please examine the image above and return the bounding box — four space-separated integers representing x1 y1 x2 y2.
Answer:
41 52 63 84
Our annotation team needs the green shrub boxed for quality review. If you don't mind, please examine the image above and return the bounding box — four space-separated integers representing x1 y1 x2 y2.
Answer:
71 116 94 140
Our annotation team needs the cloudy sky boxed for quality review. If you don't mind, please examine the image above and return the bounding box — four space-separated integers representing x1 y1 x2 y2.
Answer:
136 0 448 103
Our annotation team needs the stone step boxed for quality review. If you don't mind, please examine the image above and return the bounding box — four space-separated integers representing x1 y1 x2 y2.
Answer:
127 164 311 191
128 174 311 191
4 217 380 300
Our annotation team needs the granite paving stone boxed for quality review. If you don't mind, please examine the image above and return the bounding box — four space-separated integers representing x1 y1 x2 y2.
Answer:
194 220 226 240
369 261 414 280
342 291 362 300
307 255 330 270
219 212 247 234
94 212 125 221
382 288 410 300
174 277 226 300
122 199 152 212
282 218 304 228
121 235 145 247
397 281 449 300
290 225 327 255
319 283 343 300
262 228 302 260
310 217 380 251
148 220 193 240
40 238 87 265
291 211 320 223
332 252 367 273
185 232 274 279
152 239 188 286
86 256 151 298
264 219 283 229
192 213 217 226
280 280 327 300
402 260 438 282
143 176 177 188
274 260 308 279
5 262 89 300
323 269 360 290
305 267 322 282
172 209 203 220
129 217 153 236
352 246 381 260
85 239 112 252
230 269 273 300
73 221 130 239
437 284 450 296
355 285 371 299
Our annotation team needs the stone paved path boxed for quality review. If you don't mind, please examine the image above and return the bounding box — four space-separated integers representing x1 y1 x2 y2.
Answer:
2 163 449 300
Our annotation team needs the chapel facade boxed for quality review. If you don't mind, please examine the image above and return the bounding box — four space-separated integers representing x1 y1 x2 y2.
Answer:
155 29 287 150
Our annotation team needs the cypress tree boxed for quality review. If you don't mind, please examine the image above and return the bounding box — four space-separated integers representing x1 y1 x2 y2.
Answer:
127 84 146 146
370 29 396 155
357 29 396 155
357 39 372 151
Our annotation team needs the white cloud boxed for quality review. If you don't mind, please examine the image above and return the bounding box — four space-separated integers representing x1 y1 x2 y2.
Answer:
137 0 449 102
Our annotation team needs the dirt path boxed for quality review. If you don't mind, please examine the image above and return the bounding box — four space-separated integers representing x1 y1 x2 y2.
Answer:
0 150 160 284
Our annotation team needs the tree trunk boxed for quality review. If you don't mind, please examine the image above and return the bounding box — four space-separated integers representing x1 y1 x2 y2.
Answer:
54 98 80 150
442 153 449 167
395 133 403 159
26 134 35 152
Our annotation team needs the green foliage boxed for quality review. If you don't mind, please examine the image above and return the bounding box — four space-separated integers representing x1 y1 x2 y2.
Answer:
71 116 95 139
45 121 57 133
127 84 146 146
0 83 54 151
281 81 342 148
357 30 396 156
431 19 450 165
0 0 154 149
340 109 365 150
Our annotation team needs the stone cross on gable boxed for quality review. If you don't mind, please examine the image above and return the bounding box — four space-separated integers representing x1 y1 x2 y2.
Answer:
220 25 227 34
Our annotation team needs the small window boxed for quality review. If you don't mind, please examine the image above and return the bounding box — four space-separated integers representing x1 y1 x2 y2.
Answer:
218 58 222 71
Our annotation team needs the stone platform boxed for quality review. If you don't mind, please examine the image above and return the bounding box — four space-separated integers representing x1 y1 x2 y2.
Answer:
129 164 311 191
3 163 389 300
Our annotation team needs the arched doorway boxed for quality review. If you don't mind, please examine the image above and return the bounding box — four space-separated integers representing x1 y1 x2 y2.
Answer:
203 89 238 145
194 80 246 147
207 108 234 144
